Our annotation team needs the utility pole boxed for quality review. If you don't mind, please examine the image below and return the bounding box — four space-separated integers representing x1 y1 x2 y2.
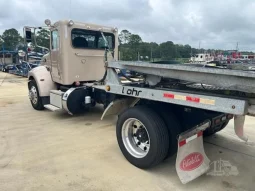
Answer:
150 47 152 62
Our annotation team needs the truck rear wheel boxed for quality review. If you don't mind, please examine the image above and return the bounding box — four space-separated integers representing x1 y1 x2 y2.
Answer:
116 106 169 169
28 80 44 110
157 108 182 158
147 104 182 158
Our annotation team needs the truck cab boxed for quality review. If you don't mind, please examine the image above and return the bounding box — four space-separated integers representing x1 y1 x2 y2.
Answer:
27 19 118 113
38 20 118 85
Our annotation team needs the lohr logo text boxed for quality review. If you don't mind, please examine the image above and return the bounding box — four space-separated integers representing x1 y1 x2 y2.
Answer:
122 87 142 96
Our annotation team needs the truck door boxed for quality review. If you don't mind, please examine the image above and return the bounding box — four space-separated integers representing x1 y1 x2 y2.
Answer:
70 29 115 82
50 30 60 80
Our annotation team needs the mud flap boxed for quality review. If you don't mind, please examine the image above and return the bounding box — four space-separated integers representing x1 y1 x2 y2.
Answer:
176 121 211 184
234 115 248 142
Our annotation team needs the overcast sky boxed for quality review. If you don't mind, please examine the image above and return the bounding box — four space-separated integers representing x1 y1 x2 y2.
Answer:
1 0 255 51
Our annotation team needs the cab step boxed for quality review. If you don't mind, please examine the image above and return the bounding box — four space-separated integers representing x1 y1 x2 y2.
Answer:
44 104 61 111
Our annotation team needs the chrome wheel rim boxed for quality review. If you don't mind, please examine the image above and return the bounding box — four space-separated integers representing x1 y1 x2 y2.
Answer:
29 86 38 105
122 118 150 158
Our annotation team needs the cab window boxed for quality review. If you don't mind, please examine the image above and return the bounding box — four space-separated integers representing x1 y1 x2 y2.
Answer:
98 35 113 49
51 30 59 50
71 28 115 49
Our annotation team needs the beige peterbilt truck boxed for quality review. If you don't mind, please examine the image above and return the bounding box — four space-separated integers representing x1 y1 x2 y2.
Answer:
26 19 254 184
27 19 118 113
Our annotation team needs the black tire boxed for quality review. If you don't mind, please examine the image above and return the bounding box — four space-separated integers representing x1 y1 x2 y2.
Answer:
157 108 182 157
28 80 44 110
147 104 182 158
204 121 229 136
116 106 169 169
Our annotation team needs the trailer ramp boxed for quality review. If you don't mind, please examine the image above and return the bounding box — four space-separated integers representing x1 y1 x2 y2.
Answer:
109 61 255 94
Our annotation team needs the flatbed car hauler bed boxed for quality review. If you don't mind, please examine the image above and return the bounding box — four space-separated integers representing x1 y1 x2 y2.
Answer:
26 19 255 184
104 61 255 115
110 61 255 94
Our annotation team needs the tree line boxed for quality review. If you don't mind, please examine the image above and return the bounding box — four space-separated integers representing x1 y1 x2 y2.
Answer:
0 28 50 52
119 29 195 61
1 28 252 62
118 30 237 62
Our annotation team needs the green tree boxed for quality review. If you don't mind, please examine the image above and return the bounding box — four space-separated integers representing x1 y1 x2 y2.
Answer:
129 34 142 46
1 28 22 50
119 30 131 44
118 29 246 62
176 44 192 58
138 42 151 60
0 36 4 49
36 29 50 49
149 42 160 61
129 34 142 60
159 41 176 59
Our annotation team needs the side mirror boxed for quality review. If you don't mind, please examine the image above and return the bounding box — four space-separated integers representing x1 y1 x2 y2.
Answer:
25 28 32 43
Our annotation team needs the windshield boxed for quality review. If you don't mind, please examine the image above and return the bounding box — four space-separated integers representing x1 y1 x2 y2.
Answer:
71 28 115 50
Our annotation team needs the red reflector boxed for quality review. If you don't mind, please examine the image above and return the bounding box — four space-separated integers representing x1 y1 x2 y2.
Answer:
179 140 186 147
75 81 80 86
197 131 203 137
186 96 200 103
164 93 174 99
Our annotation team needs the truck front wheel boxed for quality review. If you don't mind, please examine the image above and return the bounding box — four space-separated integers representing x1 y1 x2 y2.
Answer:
28 80 44 110
116 106 169 169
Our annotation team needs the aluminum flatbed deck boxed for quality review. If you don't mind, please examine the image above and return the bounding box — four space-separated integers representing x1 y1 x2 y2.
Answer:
109 61 255 94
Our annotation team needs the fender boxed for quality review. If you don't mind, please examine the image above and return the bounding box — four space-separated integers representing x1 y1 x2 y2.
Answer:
28 66 57 97
101 97 140 120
